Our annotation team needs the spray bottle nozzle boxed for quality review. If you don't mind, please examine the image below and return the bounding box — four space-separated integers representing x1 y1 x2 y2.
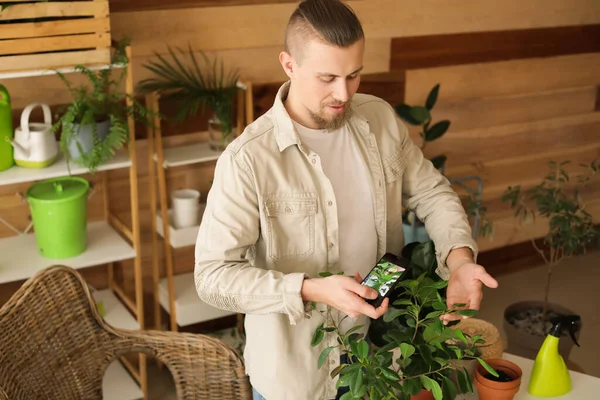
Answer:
549 315 581 347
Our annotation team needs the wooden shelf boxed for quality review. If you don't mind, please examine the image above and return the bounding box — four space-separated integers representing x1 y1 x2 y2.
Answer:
154 141 222 168
103 360 144 400
0 62 126 81
0 222 136 284
0 148 131 187
155 206 205 248
158 272 235 327
93 289 140 331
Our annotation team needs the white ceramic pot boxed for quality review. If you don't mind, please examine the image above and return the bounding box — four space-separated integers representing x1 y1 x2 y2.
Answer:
172 189 201 229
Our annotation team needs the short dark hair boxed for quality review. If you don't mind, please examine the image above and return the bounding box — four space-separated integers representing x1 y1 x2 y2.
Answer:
284 0 364 58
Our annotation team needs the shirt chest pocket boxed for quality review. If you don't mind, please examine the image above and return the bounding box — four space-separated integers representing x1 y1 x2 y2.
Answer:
382 151 407 184
264 196 317 261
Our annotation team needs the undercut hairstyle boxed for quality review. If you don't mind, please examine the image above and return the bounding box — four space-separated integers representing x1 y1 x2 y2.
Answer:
284 0 364 62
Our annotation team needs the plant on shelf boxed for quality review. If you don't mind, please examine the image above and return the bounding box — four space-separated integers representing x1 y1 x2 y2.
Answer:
501 159 599 352
311 241 498 400
395 84 493 242
51 38 153 173
136 43 240 151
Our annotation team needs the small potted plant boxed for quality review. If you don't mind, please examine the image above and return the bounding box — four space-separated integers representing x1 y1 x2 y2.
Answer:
474 358 523 400
501 159 599 360
311 241 502 400
136 43 240 151
395 85 493 243
52 39 153 173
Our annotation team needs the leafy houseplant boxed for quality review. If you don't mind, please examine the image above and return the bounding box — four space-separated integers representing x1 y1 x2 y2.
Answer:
136 43 240 151
52 39 152 173
311 241 499 400
500 159 599 358
395 85 493 241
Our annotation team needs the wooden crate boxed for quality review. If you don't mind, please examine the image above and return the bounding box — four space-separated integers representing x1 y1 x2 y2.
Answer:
0 0 111 74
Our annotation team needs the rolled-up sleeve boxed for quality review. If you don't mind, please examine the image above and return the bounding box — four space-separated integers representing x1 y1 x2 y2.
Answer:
397 119 478 280
194 150 310 325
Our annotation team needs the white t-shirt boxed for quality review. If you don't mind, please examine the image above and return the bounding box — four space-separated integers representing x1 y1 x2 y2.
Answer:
293 121 378 332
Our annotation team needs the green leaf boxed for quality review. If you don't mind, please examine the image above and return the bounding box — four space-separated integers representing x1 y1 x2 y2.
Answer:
350 369 364 396
431 379 443 400
477 357 499 378
426 84 440 110
380 367 400 381
410 106 431 124
457 309 479 317
354 385 368 399
425 311 444 320
356 340 370 359
400 343 415 359
404 378 421 396
425 120 450 142
344 325 365 336
330 363 347 379
430 155 447 171
323 327 336 332
451 303 467 309
420 375 434 391
463 367 474 393
339 391 354 400
453 329 469 344
319 271 334 277
406 317 416 327
442 375 458 399
392 299 414 307
456 370 469 394
432 301 447 311
384 307 409 322
311 323 325 347
318 346 336 369
395 104 421 125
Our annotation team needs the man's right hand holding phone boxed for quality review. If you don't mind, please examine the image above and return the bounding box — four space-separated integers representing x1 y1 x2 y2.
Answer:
301 273 389 319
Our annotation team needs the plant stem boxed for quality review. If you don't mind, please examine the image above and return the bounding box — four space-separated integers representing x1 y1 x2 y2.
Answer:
531 238 549 265
405 365 451 381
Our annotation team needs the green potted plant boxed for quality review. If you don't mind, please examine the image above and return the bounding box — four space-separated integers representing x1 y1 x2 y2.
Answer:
136 43 240 151
395 85 493 243
52 39 152 173
311 241 503 400
501 159 599 361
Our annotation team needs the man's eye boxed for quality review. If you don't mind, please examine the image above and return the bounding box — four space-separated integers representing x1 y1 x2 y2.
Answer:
348 74 358 80
320 76 335 83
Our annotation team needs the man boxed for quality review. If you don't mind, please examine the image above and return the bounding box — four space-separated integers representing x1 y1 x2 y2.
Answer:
194 1 499 399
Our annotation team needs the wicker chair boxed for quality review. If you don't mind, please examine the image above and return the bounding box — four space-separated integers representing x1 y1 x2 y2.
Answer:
0 265 252 400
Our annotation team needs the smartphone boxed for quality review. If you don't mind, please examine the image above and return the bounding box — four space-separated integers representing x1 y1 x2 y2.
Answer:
360 253 411 308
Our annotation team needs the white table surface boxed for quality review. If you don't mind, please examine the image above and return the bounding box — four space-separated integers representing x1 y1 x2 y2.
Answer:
457 353 600 399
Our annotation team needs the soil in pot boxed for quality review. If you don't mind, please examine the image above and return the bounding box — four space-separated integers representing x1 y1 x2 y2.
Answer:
475 358 522 400
503 301 581 361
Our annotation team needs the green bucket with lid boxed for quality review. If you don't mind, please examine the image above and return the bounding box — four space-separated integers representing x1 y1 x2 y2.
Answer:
26 177 90 259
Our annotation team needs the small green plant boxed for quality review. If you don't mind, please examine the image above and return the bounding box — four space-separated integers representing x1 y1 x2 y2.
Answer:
52 38 153 173
311 242 498 400
502 159 600 320
396 85 493 239
136 43 240 144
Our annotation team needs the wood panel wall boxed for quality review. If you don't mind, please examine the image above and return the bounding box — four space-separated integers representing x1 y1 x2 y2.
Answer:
1 0 599 328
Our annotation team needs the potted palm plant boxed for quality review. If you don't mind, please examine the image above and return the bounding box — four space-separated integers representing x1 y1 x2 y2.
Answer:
52 39 152 173
395 85 493 244
311 241 509 400
136 43 240 151
501 159 599 361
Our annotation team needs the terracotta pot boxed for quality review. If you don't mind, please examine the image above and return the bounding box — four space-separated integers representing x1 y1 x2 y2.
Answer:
503 301 581 361
474 358 522 400
411 388 434 400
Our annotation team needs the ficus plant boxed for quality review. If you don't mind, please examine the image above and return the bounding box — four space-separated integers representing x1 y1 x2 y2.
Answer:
502 159 600 320
311 241 498 400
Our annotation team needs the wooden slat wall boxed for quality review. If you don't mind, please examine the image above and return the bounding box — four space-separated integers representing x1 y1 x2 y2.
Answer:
403 53 600 252
2 0 600 325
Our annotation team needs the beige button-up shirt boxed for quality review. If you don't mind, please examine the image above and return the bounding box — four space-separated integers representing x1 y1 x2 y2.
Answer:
194 81 477 400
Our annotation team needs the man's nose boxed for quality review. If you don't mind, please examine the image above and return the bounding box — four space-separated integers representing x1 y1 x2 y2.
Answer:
333 81 350 103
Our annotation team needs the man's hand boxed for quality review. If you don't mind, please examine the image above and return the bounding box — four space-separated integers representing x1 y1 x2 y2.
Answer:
301 273 389 319
441 248 499 325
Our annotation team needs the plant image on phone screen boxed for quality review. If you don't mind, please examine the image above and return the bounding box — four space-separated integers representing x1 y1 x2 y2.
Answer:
363 260 406 297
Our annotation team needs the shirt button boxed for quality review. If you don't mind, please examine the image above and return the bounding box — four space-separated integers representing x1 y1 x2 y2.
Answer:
327 201 333 206
285 207 291 213
329 359 335 365
311 158 317 164
328 243 334 249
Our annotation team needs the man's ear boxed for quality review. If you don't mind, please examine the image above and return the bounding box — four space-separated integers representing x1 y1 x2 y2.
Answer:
279 51 294 79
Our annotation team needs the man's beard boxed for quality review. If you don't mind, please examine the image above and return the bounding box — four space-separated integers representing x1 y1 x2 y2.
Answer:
309 102 353 130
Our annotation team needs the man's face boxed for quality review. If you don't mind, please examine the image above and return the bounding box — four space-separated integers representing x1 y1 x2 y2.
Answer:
284 37 364 130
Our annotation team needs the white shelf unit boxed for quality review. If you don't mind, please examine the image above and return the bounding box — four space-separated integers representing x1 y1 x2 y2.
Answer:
0 44 147 399
145 84 254 333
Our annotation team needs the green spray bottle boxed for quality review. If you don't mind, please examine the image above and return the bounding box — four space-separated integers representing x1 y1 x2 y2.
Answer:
528 315 581 397
0 84 14 171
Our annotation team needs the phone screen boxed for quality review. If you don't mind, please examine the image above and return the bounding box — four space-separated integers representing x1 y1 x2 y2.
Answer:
361 254 409 306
